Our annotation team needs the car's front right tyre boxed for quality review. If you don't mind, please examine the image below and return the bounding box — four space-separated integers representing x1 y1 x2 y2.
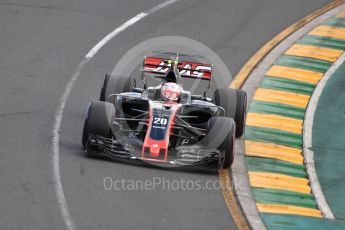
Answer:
82 100 115 157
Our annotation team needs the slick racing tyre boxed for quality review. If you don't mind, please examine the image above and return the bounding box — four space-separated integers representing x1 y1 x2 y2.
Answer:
82 100 115 157
213 88 247 137
99 74 110 101
99 74 133 102
203 117 236 169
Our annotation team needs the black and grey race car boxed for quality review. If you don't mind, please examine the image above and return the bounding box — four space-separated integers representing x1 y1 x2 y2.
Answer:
82 54 247 169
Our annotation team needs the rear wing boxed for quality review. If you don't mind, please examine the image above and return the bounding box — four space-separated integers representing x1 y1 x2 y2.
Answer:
143 57 213 80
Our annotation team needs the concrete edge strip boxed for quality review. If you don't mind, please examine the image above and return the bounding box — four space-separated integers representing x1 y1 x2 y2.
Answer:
303 51 345 220
230 3 345 229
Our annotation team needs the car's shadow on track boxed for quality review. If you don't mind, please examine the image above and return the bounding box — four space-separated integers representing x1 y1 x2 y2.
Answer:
99 156 217 175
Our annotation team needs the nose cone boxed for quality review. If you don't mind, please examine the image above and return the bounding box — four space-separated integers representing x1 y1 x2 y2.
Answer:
150 144 160 157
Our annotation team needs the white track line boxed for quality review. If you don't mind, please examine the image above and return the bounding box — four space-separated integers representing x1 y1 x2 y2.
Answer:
86 0 179 58
303 52 345 220
51 1 180 229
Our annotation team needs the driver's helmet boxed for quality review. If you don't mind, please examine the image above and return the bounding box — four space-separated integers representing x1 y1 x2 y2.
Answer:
161 82 181 102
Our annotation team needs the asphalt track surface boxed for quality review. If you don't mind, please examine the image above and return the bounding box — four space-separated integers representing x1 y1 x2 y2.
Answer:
0 0 332 229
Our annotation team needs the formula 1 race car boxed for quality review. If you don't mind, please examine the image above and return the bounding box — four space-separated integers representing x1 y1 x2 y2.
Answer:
82 53 247 169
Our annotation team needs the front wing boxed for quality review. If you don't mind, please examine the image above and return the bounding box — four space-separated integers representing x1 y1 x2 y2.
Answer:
86 135 224 168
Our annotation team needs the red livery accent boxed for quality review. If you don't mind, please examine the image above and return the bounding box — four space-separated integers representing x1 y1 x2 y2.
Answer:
143 57 212 80
141 103 180 162
150 144 160 157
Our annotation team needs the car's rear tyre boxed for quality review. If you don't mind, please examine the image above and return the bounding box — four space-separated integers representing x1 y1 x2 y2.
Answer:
203 117 236 169
99 74 133 102
82 101 115 157
99 74 110 101
213 88 247 137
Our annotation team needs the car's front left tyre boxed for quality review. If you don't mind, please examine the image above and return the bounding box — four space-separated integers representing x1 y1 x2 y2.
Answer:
202 117 236 169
